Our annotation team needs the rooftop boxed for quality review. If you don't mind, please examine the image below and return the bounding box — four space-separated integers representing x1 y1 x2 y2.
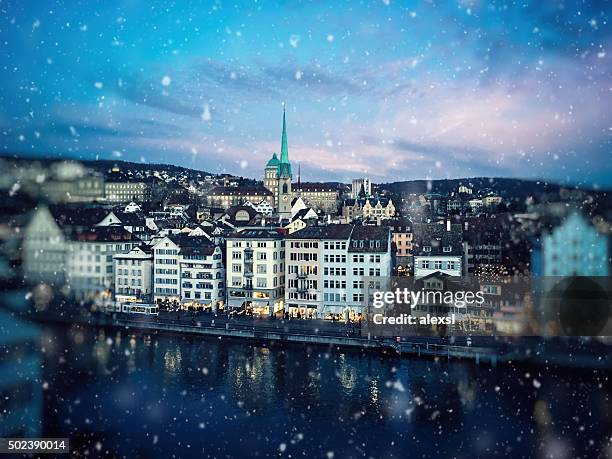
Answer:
228 228 284 239
287 224 354 240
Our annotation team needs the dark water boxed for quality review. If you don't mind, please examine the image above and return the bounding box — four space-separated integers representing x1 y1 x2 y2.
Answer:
37 325 610 458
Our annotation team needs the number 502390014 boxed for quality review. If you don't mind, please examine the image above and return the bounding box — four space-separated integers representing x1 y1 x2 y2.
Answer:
0 438 69 454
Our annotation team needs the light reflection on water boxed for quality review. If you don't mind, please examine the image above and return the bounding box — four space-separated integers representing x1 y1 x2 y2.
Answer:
33 325 612 458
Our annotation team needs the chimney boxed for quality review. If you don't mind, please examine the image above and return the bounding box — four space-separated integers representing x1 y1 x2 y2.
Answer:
446 219 451 232
464 221 469 231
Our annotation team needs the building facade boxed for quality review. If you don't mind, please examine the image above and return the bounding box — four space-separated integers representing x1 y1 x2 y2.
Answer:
65 227 140 302
540 212 609 276
114 246 153 304
226 228 285 316
413 222 463 278
206 186 273 209
389 219 413 275
285 225 391 320
179 244 225 309
294 183 340 213
342 197 396 221
105 175 151 203
152 235 225 308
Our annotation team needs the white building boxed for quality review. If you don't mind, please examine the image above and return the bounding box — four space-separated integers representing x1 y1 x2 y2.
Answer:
346 225 392 320
286 224 392 321
468 199 484 214
65 226 140 302
413 222 463 278
483 195 502 208
245 199 274 216
124 202 142 213
458 185 473 195
22 205 68 285
152 234 225 308
23 204 150 287
152 236 181 303
226 228 285 316
114 246 153 303
285 229 324 318
179 244 225 309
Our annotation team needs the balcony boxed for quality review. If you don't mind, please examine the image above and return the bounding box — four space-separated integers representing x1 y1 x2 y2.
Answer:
297 272 307 279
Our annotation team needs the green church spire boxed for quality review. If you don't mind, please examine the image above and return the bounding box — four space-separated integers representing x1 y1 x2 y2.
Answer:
278 105 292 178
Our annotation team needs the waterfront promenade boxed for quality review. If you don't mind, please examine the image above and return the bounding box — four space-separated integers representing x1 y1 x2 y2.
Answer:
19 301 612 371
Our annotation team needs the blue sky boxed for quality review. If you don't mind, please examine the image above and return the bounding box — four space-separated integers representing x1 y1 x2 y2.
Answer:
1 0 610 186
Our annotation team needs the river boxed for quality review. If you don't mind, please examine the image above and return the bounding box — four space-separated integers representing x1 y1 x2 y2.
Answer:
34 324 610 458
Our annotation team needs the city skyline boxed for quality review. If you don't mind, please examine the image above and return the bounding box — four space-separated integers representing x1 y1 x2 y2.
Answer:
1 1 610 186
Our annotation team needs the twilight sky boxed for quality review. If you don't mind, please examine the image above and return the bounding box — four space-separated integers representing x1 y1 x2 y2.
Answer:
1 0 610 186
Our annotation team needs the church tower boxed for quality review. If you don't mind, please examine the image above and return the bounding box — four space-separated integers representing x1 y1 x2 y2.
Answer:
262 107 293 219
277 107 293 218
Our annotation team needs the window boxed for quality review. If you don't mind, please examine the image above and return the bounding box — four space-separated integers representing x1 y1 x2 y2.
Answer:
443 246 452 253
423 246 432 252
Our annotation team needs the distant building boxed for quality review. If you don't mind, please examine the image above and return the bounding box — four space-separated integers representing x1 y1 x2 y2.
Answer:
123 202 142 213
351 178 371 198
458 185 473 195
22 204 130 285
22 205 69 285
535 212 609 276
66 226 140 302
104 172 151 203
294 183 340 213
206 186 273 209
245 199 274 216
221 205 263 227
419 193 448 218
342 196 396 221
462 220 503 274
225 228 286 316
468 198 484 214
42 175 105 203
483 195 502 208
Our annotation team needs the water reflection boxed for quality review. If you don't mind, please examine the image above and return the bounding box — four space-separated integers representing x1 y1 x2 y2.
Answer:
1 323 608 458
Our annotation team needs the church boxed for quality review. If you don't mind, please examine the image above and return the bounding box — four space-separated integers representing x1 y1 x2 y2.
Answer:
263 108 293 219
